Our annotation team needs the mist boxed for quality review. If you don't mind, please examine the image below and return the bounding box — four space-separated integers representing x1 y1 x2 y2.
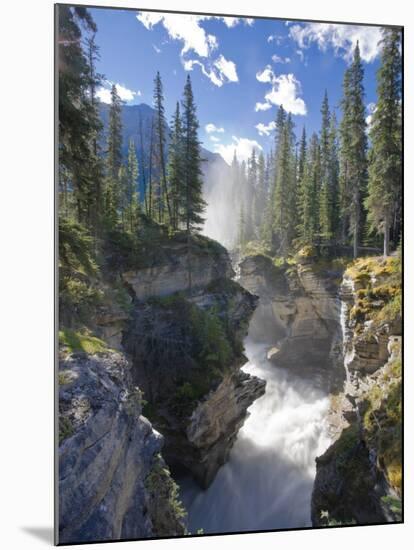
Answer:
201 154 238 248
179 338 332 534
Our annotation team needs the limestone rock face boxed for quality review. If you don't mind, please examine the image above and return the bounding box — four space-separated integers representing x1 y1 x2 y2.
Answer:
239 255 294 342
58 351 185 544
312 261 402 527
311 426 388 526
123 275 263 488
239 255 343 390
122 240 233 301
163 369 266 488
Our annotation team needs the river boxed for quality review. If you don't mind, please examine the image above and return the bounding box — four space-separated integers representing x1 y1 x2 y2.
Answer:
178 336 333 534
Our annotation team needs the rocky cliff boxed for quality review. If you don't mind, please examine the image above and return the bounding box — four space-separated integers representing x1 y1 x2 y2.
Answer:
59 228 266 541
123 274 265 488
239 251 344 392
312 256 402 526
58 350 186 544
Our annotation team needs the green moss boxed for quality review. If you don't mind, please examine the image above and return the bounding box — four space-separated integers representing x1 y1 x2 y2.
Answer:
145 454 186 522
362 369 402 494
59 415 74 443
59 328 108 354
345 256 401 334
381 496 402 521
242 240 273 258
58 370 73 386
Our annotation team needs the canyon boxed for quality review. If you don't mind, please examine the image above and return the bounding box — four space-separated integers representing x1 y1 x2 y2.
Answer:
58 231 402 541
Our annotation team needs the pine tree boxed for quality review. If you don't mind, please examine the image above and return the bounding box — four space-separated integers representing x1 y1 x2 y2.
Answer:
168 102 184 230
255 152 266 232
365 28 402 256
238 202 246 249
319 92 340 243
272 111 297 255
104 83 123 227
339 42 368 258
246 148 258 240
125 138 139 232
153 71 171 223
58 6 101 227
298 133 321 245
181 75 206 232
84 33 105 235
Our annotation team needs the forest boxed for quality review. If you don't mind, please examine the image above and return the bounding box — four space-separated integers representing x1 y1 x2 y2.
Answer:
57 5 402 544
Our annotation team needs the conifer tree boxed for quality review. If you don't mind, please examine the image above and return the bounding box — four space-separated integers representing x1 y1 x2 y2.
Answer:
153 71 171 223
365 28 402 256
125 138 139 232
58 6 100 227
339 42 368 258
105 84 123 227
298 133 321 244
168 102 184 230
272 111 296 255
319 92 339 243
255 152 267 232
181 75 206 232
238 202 246 249
246 148 258 240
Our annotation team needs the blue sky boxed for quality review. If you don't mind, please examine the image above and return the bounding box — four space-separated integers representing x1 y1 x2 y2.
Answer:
87 7 388 164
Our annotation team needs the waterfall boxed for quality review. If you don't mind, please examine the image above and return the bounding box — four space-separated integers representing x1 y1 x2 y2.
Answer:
178 338 332 534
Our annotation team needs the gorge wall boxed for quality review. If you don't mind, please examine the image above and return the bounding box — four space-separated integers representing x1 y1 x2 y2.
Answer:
58 230 265 542
237 251 402 527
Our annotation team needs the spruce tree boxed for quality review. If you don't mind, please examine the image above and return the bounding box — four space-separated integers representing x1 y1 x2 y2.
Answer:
339 42 368 258
272 111 296 255
125 138 139 232
319 93 340 243
365 28 402 256
58 6 100 227
298 133 321 245
153 71 171 223
105 83 123 227
181 75 206 232
246 148 258 240
168 102 184 230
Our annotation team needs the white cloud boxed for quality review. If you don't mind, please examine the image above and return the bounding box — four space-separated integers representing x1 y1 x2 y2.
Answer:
256 121 277 136
214 55 238 83
256 65 275 83
137 12 239 87
255 102 272 112
183 59 222 86
289 22 383 63
184 55 238 87
255 68 307 115
214 136 263 165
96 82 141 104
153 44 161 53
137 12 216 57
205 123 225 134
209 135 220 142
268 34 283 44
296 49 305 63
272 54 291 64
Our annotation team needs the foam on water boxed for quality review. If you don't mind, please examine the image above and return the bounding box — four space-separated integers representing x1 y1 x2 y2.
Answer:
179 339 332 534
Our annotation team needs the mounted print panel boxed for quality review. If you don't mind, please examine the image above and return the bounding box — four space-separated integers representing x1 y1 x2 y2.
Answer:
56 3 403 544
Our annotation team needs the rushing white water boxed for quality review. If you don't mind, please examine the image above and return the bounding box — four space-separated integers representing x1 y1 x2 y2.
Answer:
179 338 332 534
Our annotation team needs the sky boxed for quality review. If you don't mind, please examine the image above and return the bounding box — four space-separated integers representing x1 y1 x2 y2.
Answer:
86 6 390 164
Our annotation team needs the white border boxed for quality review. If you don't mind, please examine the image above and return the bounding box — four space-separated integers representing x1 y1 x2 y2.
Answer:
0 0 411 548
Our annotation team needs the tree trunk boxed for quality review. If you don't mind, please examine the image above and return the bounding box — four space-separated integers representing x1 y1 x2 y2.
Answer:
384 216 390 257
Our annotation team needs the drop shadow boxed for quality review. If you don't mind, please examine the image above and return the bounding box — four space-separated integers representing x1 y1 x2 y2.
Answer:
21 526 54 545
